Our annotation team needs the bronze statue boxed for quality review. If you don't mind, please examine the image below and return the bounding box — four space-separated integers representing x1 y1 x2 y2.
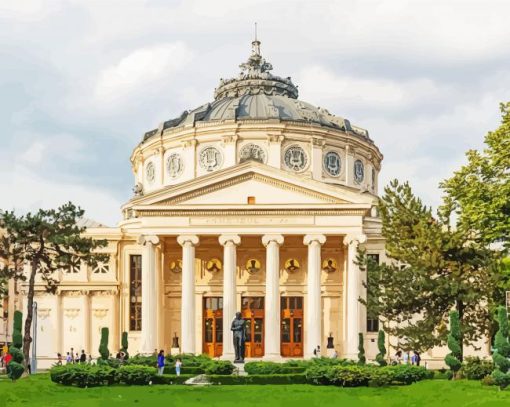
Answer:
231 311 246 363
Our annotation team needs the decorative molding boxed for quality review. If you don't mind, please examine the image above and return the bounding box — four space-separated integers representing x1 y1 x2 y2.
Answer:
37 308 51 320
181 139 197 148
92 308 109 319
158 173 341 205
343 234 367 246
64 308 80 319
304 234 327 246
267 134 284 143
311 137 326 147
139 208 368 217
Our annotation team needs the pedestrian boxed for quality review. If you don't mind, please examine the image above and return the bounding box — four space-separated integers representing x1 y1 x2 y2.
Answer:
66 352 72 364
70 348 74 363
414 351 421 366
4 352 12 375
80 350 86 363
57 353 63 366
411 352 416 365
88 354 93 364
403 351 409 364
157 350 165 376
316 345 321 357
175 358 182 376
393 350 402 365
75 352 80 363
331 349 338 359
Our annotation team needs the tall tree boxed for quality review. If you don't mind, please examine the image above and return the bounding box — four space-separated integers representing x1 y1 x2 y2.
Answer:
359 180 498 354
440 102 510 249
0 202 107 371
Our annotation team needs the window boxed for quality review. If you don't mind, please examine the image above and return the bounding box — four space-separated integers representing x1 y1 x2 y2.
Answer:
366 253 380 332
129 255 142 331
247 196 256 204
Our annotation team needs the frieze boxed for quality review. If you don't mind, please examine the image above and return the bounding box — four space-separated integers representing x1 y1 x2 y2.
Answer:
190 216 314 226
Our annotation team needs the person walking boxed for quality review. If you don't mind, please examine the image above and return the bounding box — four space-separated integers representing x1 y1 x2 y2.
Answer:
175 358 182 376
57 353 63 366
414 351 421 366
157 350 165 376
80 350 86 364
4 352 12 375
65 352 72 364
88 354 93 364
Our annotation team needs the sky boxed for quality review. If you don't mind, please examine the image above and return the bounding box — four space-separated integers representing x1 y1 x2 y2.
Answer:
0 0 509 226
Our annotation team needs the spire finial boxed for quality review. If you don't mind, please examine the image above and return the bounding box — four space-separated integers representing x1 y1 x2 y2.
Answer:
251 22 260 56
254 22 258 41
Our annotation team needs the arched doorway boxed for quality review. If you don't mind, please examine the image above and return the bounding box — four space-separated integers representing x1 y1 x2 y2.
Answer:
241 297 265 357
281 296 304 357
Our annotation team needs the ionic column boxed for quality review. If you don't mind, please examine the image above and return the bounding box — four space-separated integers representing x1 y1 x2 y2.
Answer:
304 234 326 358
82 291 91 354
343 234 367 360
138 235 160 355
219 234 241 359
262 234 284 359
177 235 199 354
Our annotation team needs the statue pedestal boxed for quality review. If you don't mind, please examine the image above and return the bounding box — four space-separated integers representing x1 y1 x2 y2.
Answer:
170 347 180 356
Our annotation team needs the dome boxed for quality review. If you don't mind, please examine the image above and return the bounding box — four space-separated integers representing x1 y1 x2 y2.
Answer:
143 40 370 141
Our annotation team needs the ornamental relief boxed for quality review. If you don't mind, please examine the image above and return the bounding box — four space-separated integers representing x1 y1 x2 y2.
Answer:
199 146 223 172
37 308 52 320
166 153 184 179
284 258 301 273
239 143 267 164
323 150 342 177
169 260 182 273
64 308 80 319
146 161 156 184
283 145 308 172
93 308 109 319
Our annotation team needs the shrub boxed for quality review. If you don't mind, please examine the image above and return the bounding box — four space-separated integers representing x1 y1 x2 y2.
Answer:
386 365 429 385
358 333 366 365
368 368 394 387
121 331 129 359
7 361 24 381
491 306 510 388
151 374 194 385
50 364 116 387
164 366 204 375
375 330 387 367
125 354 156 367
244 362 306 375
98 327 109 361
12 310 23 349
445 310 462 375
9 346 24 364
116 365 156 385
461 357 493 380
333 365 371 387
203 360 234 375
207 374 307 385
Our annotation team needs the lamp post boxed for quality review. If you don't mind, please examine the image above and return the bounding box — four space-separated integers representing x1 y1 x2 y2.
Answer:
31 301 37 374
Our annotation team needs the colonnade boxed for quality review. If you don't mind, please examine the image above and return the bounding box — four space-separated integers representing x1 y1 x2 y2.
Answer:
137 233 366 359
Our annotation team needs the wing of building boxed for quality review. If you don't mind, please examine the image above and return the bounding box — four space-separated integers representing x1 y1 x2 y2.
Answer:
17 39 487 368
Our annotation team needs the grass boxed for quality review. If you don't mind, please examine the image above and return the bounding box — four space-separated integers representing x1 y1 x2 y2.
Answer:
1 374 510 407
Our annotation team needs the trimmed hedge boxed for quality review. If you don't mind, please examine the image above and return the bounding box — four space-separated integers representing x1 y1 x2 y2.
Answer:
460 357 494 380
244 362 306 375
207 374 307 385
116 365 156 385
151 374 194 385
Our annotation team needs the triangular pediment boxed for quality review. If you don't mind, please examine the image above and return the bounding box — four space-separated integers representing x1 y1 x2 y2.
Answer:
128 161 375 208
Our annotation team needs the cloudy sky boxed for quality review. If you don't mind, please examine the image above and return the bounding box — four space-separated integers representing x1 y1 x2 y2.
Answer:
1 0 509 225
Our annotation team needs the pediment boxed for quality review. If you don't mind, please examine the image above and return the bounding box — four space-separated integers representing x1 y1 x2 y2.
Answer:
129 162 374 208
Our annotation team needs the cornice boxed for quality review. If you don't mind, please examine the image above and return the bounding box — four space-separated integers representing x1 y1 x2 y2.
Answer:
137 208 368 217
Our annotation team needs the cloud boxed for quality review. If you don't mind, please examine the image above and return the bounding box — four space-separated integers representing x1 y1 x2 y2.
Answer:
94 42 194 105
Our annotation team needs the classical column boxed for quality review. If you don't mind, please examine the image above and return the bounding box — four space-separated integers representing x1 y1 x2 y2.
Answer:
262 234 284 360
82 291 91 354
304 234 326 358
219 234 241 359
138 235 160 355
343 234 367 360
177 235 199 354
55 291 62 355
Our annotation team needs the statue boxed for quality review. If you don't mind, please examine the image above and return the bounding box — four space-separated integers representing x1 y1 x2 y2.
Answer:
231 311 246 363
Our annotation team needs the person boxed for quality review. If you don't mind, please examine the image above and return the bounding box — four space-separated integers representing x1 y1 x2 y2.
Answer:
393 350 402 365
414 351 421 366
57 353 63 366
403 351 409 364
175 358 182 376
157 350 165 376
66 352 72 364
4 352 12 375
75 352 80 364
331 349 338 359
70 348 74 363
88 354 93 364
116 350 122 360
80 350 86 363
316 345 321 357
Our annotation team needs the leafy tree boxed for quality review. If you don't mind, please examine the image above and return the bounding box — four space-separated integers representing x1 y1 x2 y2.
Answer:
358 180 498 354
0 202 108 371
357 333 366 365
440 102 510 249
376 330 387 366
99 327 110 361
445 311 462 377
121 331 129 359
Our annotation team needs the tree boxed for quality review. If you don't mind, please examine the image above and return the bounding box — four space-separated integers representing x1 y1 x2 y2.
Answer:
0 202 107 372
357 333 366 365
358 180 498 354
99 327 110 361
376 330 387 366
121 331 129 359
440 102 510 249
8 310 24 381
445 311 462 377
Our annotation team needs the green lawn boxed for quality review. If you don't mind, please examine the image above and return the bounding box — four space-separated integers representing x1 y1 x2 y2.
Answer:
1 374 510 407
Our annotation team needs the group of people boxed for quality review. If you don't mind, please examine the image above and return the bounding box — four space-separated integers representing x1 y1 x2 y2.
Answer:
393 350 421 366
56 348 92 365
157 350 182 376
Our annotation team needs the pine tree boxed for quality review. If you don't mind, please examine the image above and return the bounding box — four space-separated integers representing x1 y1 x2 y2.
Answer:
0 202 108 372
445 311 462 377
121 331 129 359
357 333 366 365
99 327 110 361
376 330 387 366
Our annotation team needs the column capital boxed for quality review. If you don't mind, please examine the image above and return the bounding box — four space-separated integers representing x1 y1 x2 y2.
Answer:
177 234 200 247
343 234 367 246
138 235 160 246
303 234 326 246
262 234 284 247
218 234 241 246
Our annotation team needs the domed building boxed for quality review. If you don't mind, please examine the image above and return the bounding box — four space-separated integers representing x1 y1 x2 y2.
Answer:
27 39 389 367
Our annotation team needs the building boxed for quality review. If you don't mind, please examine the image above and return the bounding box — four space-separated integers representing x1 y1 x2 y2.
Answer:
21 39 394 368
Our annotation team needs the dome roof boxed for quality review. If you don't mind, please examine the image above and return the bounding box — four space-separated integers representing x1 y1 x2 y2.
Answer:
143 40 370 141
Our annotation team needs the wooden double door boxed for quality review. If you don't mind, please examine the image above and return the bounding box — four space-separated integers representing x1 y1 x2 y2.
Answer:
203 297 223 357
281 296 304 357
241 297 265 358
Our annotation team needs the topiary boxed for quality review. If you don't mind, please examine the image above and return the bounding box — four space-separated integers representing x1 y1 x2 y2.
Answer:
7 361 24 381
491 306 510 388
357 333 366 365
98 327 109 360
121 331 129 359
445 310 462 377
376 330 387 366
12 310 23 349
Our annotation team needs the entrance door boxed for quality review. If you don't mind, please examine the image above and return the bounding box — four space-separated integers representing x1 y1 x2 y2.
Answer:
281 296 304 357
203 297 223 357
241 297 265 358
